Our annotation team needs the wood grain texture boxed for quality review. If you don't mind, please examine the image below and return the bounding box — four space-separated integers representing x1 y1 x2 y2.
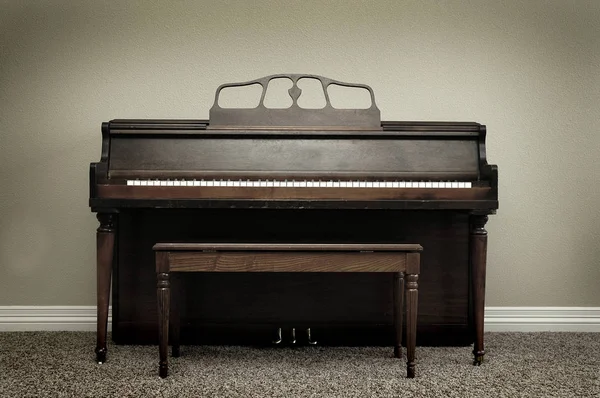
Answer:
166 251 407 273
156 242 420 378
154 243 422 252
112 209 471 346
470 214 488 365
95 213 115 364
393 272 404 359
108 137 479 178
405 274 419 378
98 185 491 201
157 272 170 378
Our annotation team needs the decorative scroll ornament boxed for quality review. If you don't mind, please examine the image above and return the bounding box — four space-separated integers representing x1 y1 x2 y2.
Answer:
209 74 381 130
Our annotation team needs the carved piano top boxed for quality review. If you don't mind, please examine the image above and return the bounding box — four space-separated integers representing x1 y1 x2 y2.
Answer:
89 74 498 211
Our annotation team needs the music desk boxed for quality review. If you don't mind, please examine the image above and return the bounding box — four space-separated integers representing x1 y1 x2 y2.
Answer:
153 243 422 379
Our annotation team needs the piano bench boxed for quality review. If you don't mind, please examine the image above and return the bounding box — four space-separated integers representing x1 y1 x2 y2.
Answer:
153 243 422 379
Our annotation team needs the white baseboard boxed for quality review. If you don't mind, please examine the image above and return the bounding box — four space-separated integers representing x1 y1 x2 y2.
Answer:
0 306 111 332
484 307 600 332
0 306 598 332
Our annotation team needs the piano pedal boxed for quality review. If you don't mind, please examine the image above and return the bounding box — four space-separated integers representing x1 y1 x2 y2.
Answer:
306 328 317 345
272 327 317 346
272 327 283 345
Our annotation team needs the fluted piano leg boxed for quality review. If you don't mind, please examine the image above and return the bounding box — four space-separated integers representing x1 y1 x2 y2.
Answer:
470 214 488 365
96 213 115 364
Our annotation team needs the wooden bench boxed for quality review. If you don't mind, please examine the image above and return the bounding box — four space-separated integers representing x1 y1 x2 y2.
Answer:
153 243 422 378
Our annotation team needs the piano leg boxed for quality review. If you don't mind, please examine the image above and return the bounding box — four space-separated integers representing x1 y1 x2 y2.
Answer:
470 214 488 365
393 272 404 359
95 213 115 364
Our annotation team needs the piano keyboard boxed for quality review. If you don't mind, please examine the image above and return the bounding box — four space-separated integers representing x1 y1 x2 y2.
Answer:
125 179 473 189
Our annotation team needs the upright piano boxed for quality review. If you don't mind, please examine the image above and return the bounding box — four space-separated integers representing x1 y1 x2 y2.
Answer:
89 74 498 365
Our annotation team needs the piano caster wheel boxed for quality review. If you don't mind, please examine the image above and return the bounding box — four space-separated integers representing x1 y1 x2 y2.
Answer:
159 365 168 378
307 328 317 345
272 328 283 345
394 346 402 359
473 355 484 366
95 348 107 364
407 364 415 378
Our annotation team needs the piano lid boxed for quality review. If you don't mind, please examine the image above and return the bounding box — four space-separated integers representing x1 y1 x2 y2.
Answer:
208 74 381 130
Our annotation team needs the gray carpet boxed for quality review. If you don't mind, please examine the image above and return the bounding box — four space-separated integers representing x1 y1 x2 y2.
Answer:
0 332 598 397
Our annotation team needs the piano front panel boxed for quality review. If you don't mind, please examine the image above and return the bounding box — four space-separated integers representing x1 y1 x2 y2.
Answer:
114 208 471 346
107 136 480 180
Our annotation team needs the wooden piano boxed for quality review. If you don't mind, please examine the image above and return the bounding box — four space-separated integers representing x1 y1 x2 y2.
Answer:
89 74 498 365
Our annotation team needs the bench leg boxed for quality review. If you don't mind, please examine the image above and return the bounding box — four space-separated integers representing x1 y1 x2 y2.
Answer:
393 272 404 359
157 272 170 378
405 273 418 378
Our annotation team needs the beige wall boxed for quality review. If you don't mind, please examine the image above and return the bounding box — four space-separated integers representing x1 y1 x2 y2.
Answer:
1 0 599 306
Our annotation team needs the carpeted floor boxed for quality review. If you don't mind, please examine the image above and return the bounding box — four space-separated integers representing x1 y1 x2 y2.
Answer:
0 332 598 397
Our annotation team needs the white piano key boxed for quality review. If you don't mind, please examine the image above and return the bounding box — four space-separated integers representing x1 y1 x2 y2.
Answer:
332 181 339 188
399 181 406 188
140 180 147 186
466 182 472 188
418 181 426 188
126 180 133 186
458 182 466 188
384 181 392 188
451 182 459 188
359 181 367 188
392 181 399 188
365 181 372 188
425 182 433 188
432 182 438 188
340 181 347 188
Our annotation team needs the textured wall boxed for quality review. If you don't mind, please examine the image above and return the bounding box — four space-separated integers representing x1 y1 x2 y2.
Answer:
1 0 599 306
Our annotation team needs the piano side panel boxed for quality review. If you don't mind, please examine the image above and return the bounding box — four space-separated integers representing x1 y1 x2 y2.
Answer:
114 209 471 346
